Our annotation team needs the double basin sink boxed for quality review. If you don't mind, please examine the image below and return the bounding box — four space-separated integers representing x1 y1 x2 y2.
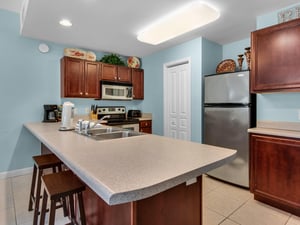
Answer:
77 126 145 141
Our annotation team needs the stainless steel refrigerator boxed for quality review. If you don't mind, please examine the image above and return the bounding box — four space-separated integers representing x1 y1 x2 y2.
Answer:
203 71 256 188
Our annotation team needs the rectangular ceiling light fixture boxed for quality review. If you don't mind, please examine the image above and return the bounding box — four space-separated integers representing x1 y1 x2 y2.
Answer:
137 1 220 45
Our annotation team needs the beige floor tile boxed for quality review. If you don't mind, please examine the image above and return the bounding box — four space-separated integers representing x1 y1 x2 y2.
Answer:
15 206 33 225
0 207 16 225
1 172 298 225
203 175 224 195
18 222 32 225
203 180 251 217
11 174 34 225
287 215 300 225
11 174 32 198
229 199 290 225
203 207 226 225
0 178 14 210
220 219 240 225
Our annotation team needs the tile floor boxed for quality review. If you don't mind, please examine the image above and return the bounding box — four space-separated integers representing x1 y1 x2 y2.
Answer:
0 172 299 225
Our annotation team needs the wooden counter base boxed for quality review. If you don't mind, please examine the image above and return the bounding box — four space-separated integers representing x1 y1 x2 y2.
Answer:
82 176 202 225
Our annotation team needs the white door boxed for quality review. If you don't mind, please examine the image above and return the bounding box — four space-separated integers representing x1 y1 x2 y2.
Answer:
164 58 191 140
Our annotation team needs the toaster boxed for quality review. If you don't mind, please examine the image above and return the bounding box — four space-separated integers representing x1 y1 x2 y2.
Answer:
127 110 141 118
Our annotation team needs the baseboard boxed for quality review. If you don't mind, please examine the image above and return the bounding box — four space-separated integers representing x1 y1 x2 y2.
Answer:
0 167 32 179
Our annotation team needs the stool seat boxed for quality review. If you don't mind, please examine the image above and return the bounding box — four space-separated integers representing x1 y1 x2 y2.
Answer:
28 154 64 225
39 170 86 225
43 170 85 199
33 154 62 169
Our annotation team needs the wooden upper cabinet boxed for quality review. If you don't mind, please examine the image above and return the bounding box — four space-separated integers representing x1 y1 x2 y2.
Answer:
101 63 117 81
84 61 101 98
61 56 101 98
101 63 131 83
132 68 144 99
251 18 300 92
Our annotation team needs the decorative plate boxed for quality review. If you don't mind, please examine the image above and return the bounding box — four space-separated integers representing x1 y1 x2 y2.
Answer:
216 59 236 74
127 56 140 68
64 48 86 59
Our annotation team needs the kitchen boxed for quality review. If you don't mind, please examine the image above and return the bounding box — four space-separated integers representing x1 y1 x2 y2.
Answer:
1 0 300 225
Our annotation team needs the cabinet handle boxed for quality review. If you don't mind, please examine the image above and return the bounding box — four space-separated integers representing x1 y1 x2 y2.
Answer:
114 77 117 80
85 92 88 95
80 92 83 95
118 77 121 80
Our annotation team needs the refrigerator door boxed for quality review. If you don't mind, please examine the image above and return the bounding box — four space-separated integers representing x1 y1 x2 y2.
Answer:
204 106 250 187
204 71 250 104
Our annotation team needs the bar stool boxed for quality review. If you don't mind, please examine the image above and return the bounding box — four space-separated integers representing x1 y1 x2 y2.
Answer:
28 154 65 225
39 170 86 225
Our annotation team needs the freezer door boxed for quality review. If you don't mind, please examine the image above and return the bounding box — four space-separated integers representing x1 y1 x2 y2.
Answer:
204 71 250 104
203 106 250 187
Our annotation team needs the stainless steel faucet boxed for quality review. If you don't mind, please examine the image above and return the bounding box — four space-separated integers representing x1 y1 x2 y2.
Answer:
92 115 111 128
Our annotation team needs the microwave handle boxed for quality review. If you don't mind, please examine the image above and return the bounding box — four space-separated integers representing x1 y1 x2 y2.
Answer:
127 87 133 98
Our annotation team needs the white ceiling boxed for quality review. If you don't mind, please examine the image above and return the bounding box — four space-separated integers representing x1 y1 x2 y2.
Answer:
1 0 299 57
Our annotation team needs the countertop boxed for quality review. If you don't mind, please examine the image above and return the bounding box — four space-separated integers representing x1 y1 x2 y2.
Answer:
248 121 300 139
24 122 236 205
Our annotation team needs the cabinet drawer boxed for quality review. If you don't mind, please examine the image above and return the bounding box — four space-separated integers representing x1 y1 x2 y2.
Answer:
140 120 152 128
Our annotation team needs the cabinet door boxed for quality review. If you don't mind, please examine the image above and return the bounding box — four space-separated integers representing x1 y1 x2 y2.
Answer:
84 61 101 98
251 18 300 92
139 120 152 134
250 134 300 216
132 69 144 99
117 66 132 82
61 57 84 97
101 63 118 81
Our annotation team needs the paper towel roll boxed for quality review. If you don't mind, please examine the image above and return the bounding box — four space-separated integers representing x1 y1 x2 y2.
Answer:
61 101 74 129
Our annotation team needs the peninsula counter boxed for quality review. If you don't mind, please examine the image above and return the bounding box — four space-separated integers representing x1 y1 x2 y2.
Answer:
25 122 236 225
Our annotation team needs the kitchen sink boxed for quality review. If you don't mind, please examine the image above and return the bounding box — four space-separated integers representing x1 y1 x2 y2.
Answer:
90 130 144 141
86 127 122 136
76 126 145 141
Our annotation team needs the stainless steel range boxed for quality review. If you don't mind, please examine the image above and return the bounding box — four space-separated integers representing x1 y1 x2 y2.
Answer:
97 106 140 131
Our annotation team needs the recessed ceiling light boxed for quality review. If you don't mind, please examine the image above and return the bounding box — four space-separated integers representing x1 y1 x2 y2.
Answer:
59 19 72 27
137 1 220 45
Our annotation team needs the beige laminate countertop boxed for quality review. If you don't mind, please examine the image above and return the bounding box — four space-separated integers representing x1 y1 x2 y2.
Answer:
248 121 300 139
24 122 236 205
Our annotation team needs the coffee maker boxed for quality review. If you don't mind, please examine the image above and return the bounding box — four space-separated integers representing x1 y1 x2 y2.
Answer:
43 105 59 122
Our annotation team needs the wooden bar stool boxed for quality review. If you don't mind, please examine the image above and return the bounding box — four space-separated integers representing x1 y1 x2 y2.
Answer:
28 154 65 225
39 170 86 225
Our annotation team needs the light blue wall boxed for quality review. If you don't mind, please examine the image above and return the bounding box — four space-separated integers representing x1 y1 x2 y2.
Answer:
202 38 222 75
0 9 142 173
222 38 251 71
4 2 297 173
222 2 300 122
142 38 202 140
142 38 221 142
0 10 63 172
256 3 300 122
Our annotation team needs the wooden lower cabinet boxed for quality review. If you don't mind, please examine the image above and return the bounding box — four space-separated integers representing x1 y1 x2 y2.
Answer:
82 177 202 225
250 134 300 216
139 120 152 134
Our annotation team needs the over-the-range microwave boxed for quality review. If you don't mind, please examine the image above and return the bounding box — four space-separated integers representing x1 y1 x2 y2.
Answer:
101 81 133 100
